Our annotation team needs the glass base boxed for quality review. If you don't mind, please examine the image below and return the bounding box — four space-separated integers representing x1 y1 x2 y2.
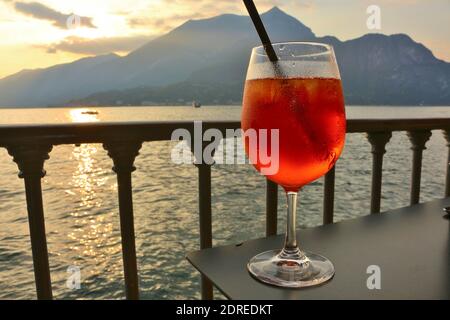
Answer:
247 248 335 288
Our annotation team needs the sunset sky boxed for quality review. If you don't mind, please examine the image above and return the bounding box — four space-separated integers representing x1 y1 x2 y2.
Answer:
0 0 448 79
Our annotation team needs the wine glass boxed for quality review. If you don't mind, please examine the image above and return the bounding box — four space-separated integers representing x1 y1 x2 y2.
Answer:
241 42 346 288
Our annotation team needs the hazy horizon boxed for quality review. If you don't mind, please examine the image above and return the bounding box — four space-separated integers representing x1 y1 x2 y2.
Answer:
0 0 449 79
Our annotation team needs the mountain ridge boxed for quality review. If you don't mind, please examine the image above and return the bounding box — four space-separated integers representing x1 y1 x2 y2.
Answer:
0 6 448 107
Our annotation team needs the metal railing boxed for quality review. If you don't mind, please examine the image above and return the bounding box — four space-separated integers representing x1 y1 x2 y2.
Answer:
1 118 450 300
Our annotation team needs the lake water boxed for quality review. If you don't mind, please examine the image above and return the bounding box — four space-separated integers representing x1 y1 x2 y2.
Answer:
0 105 449 299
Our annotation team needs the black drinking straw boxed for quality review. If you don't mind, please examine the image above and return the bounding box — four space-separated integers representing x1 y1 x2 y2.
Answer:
243 0 278 62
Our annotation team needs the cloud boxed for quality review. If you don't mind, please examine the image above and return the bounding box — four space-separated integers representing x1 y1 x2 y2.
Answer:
123 0 315 33
127 13 202 32
14 1 96 29
41 35 154 55
258 0 314 9
124 0 242 32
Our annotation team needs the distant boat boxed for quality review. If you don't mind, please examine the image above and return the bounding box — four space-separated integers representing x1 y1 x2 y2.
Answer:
81 110 99 115
192 101 201 108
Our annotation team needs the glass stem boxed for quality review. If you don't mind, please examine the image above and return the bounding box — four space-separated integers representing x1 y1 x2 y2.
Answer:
281 191 303 258
285 191 298 250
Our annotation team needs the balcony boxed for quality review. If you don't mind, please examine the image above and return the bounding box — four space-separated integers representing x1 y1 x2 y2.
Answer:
0 118 449 299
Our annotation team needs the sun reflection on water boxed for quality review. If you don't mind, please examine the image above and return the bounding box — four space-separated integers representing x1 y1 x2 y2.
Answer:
69 108 100 123
68 142 122 279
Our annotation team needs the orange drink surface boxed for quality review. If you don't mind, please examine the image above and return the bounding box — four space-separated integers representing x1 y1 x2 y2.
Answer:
242 77 346 192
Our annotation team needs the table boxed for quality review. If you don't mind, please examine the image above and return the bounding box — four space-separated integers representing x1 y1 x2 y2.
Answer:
187 198 450 299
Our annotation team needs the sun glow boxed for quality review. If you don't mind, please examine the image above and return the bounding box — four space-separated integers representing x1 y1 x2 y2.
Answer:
69 109 100 123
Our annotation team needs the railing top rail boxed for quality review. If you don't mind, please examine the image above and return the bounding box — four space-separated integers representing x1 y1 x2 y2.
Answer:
0 118 449 146
347 118 450 133
0 121 241 145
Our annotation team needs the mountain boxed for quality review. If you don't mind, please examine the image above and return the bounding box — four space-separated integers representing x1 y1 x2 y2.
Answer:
321 34 450 105
0 53 119 106
66 82 244 106
0 7 449 107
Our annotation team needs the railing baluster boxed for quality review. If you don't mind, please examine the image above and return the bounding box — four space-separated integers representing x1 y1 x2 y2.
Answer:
196 162 213 300
407 131 432 205
367 132 392 214
323 166 336 225
7 144 53 300
444 130 450 198
266 179 278 236
104 141 142 300
191 125 216 300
